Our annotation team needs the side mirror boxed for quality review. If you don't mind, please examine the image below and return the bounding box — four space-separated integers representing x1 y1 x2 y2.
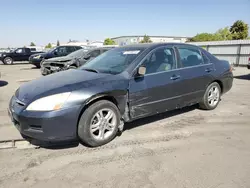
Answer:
137 66 146 76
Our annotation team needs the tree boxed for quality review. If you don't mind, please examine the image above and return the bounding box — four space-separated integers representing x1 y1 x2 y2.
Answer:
190 33 218 42
103 38 116 45
45 43 52 48
214 27 232 40
57 40 60 46
230 20 249 40
140 35 152 43
30 42 36 46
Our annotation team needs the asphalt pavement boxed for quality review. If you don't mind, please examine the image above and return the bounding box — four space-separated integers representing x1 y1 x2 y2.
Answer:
0 63 250 188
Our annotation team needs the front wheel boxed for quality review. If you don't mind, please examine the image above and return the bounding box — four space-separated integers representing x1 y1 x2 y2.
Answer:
199 82 221 110
78 100 120 147
3 57 13 65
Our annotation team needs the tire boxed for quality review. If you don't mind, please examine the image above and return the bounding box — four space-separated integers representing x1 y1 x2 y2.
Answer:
35 64 41 68
199 82 221 110
3 57 13 65
78 100 120 147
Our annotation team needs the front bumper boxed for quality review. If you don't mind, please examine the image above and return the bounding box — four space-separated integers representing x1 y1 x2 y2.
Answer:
41 64 66 75
8 96 81 142
29 57 43 66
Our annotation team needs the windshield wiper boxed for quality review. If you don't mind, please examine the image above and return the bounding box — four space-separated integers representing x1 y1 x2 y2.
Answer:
82 68 99 73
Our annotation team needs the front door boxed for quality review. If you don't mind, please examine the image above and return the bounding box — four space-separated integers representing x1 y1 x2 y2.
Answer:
128 46 183 119
13 48 24 61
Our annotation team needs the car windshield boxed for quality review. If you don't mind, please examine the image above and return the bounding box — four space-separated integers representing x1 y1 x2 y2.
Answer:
67 49 86 58
47 47 57 53
80 47 144 74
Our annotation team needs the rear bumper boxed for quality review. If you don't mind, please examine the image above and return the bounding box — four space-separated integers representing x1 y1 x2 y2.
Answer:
8 96 82 142
221 72 233 94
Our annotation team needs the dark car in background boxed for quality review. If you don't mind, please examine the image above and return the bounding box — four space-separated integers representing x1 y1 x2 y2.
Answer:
0 47 44 65
40 47 114 75
8 43 233 147
29 45 82 68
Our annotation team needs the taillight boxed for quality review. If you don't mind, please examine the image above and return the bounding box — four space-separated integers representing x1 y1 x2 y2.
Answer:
248 57 250 62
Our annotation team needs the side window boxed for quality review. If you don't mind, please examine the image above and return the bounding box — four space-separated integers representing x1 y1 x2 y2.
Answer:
89 50 101 58
66 46 76 53
178 47 203 68
25 48 31 53
15 48 24 53
56 47 67 55
30 48 36 51
201 52 210 64
75 46 82 50
141 47 176 75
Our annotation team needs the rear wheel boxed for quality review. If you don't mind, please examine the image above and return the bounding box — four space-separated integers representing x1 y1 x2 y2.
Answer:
3 57 13 65
78 100 120 147
199 82 221 110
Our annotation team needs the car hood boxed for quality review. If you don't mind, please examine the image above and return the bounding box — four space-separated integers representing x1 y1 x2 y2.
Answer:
16 69 112 104
30 52 47 58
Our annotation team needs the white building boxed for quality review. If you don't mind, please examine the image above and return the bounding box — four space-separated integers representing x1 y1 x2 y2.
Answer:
111 35 190 46
88 41 104 47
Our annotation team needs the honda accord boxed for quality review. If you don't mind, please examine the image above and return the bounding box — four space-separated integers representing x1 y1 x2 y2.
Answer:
8 43 233 147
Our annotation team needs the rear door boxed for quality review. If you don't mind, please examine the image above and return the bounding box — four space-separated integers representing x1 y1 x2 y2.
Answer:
175 45 215 107
23 48 31 61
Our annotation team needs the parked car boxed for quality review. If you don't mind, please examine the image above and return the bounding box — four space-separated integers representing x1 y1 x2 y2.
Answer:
29 46 82 68
8 43 233 147
0 47 44 65
40 47 114 75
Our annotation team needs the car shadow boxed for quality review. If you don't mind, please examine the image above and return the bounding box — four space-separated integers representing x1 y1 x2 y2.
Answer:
20 67 39 70
124 105 197 131
234 74 250 80
28 139 79 150
0 80 8 87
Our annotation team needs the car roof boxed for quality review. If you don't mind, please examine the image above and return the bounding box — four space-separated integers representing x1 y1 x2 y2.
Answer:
117 43 200 50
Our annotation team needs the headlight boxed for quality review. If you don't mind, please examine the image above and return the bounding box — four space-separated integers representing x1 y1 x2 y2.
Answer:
26 92 71 111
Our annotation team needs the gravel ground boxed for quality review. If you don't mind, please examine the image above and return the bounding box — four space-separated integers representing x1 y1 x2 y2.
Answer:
0 64 250 188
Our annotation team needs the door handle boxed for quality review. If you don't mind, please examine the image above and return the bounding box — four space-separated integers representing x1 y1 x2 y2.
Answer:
205 68 213 73
170 75 181 80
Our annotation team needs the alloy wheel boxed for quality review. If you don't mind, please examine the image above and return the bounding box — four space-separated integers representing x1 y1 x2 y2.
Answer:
208 86 220 107
90 108 117 141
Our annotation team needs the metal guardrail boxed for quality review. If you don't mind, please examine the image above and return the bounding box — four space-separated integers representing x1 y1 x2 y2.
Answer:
188 40 250 66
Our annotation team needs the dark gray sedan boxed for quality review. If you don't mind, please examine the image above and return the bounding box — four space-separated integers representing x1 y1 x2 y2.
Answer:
8 43 233 147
